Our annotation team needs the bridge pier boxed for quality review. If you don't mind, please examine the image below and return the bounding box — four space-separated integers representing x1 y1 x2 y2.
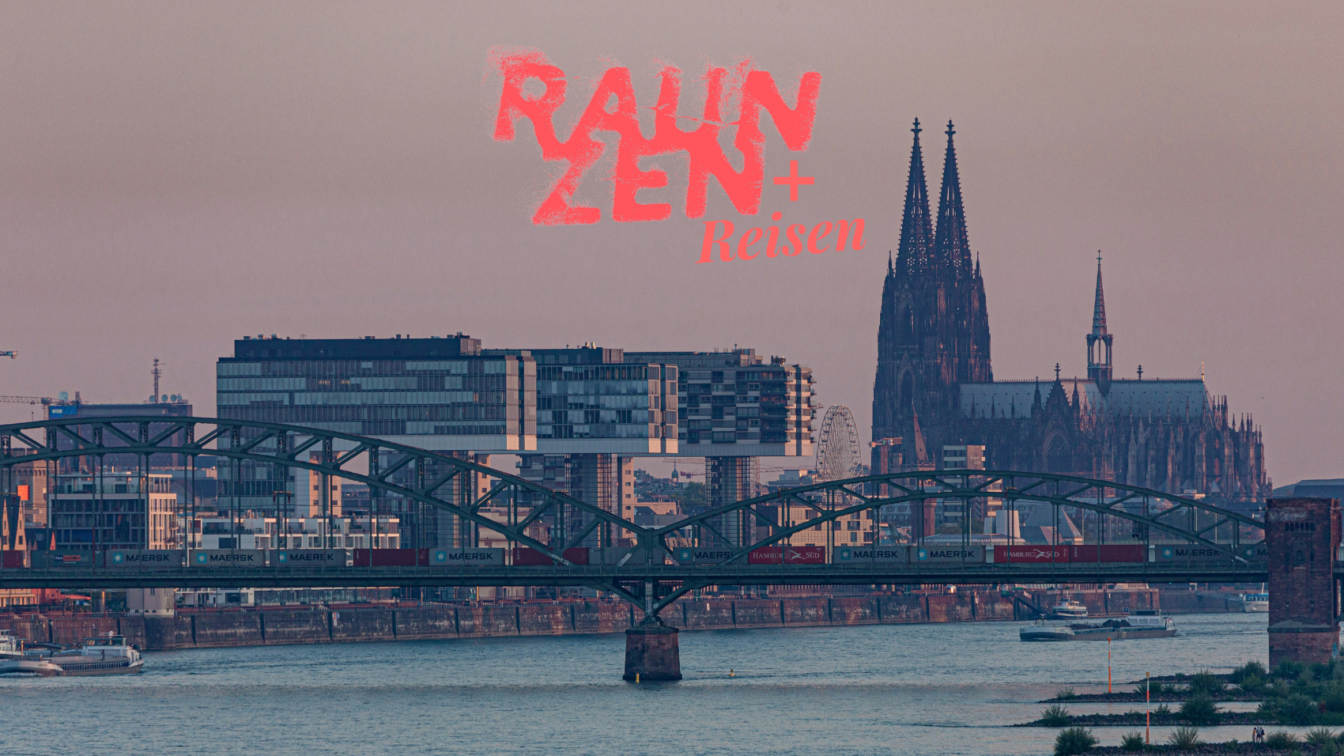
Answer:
624 622 681 682
1266 497 1341 667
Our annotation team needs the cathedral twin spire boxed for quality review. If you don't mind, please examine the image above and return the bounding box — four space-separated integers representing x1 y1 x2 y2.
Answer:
895 119 934 273
894 119 973 277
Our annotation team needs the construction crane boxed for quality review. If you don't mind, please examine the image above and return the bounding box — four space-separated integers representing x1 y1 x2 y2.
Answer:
0 396 52 406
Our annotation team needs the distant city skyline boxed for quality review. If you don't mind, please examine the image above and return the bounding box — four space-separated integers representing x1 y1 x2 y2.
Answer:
1 2 1341 485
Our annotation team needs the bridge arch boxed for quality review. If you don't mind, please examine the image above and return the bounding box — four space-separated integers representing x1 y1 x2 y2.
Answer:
0 417 1266 617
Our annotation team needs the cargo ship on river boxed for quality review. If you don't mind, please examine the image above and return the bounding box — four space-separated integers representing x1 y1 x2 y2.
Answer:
1020 610 1177 641
46 635 144 676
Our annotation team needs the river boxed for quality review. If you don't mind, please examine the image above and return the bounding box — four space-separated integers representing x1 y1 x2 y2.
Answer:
1 612 1279 755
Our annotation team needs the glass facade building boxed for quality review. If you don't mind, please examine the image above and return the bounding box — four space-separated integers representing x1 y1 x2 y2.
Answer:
498 346 677 455
623 349 813 458
49 473 177 551
218 335 535 451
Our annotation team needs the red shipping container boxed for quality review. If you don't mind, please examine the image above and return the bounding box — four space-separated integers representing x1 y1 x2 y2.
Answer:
1 551 28 569
747 546 826 565
994 544 1070 563
1068 545 1145 563
353 549 426 567
512 547 589 566
512 547 551 566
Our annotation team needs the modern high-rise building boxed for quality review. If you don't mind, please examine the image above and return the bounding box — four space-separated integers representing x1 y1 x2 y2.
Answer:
216 338 813 549
625 348 814 546
218 335 535 451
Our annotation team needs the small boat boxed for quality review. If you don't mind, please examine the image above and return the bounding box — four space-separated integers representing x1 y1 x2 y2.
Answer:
0 630 23 661
1021 610 1177 642
1048 600 1089 620
47 634 143 676
0 657 64 676
1233 592 1269 613
0 631 63 676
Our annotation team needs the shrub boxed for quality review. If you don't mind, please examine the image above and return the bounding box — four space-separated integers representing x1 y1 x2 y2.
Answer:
1054 726 1098 756
1314 663 1335 682
1167 725 1200 750
1265 730 1299 748
1188 669 1226 697
1257 699 1279 718
1276 659 1306 680
1153 703 1172 716
1055 687 1077 700
1307 727 1339 745
1323 685 1344 712
1278 693 1322 726
1040 704 1072 727
1230 660 1269 684
1120 731 1145 751
1238 673 1265 695
1179 694 1220 725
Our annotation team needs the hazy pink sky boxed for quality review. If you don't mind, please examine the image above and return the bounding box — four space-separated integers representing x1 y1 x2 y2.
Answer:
1 2 1340 485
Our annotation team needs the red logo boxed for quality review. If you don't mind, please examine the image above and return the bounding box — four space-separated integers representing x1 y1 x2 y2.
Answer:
490 48 862 263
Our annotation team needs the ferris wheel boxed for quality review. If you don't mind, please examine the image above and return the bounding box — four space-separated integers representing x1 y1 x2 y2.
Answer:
816 405 861 481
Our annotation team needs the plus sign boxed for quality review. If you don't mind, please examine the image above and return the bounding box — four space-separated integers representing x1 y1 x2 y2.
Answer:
773 160 814 201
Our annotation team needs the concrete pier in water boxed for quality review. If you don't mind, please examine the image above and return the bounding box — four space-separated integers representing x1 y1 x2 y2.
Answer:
624 623 681 682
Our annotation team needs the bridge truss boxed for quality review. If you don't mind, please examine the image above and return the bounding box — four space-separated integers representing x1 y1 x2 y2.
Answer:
0 417 1266 620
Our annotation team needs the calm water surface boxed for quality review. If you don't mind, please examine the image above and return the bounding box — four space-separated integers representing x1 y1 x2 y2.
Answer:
1 612 1278 755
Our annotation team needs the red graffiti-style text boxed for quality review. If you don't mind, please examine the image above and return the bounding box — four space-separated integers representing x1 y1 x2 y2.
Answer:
492 50 821 225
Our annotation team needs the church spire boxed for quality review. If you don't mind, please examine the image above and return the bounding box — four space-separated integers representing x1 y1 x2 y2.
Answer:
933 120 972 275
895 119 933 272
1087 252 1114 390
1092 251 1108 336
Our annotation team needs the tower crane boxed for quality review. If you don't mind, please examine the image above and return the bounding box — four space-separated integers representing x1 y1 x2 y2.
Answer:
0 396 52 407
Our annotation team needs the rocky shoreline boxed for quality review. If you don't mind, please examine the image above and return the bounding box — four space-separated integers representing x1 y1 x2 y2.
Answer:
1020 711 1269 727
1044 691 1261 704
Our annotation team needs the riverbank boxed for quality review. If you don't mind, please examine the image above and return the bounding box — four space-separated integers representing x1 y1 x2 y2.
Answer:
0 586 1242 652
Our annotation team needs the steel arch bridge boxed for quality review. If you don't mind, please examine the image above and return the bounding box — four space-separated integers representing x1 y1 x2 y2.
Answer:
0 416 1268 620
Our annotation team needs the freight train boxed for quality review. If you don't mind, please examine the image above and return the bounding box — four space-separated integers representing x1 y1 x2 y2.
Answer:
0 542 1267 572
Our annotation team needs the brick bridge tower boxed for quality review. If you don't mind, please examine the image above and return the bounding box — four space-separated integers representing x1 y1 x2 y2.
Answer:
1267 497 1341 666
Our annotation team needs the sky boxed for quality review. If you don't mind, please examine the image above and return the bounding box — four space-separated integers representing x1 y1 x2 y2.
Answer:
0 1 1340 485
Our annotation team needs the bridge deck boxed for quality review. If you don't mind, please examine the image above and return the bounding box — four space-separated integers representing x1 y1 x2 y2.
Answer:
0 563 1281 590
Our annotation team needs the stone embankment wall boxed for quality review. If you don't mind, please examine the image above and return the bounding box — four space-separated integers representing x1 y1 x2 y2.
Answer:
1 588 1215 652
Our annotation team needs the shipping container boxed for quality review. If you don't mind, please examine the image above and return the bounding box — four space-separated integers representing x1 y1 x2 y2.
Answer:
673 547 740 565
1154 544 1239 562
33 551 94 568
190 549 265 568
352 548 429 567
596 547 641 566
0 551 29 568
274 549 348 568
511 547 590 566
430 548 504 567
747 545 826 565
834 545 910 563
1067 545 1146 563
106 550 184 569
915 546 985 562
1240 543 1268 562
992 544 1070 563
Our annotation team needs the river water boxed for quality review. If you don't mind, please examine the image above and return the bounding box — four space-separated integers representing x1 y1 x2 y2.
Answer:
1 612 1282 755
